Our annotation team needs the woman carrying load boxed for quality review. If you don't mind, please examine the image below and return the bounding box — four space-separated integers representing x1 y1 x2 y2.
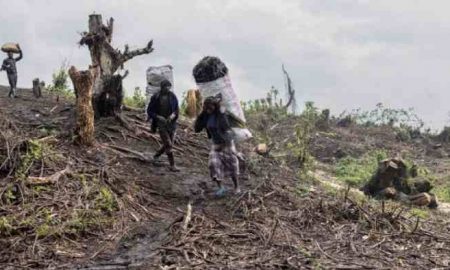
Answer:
194 95 241 196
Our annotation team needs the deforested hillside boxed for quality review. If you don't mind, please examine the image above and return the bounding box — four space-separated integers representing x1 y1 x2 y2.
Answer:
0 87 449 269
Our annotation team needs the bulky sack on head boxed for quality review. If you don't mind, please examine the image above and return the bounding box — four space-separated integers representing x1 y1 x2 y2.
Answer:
145 65 174 106
193 56 252 141
193 56 228 83
1 43 20 54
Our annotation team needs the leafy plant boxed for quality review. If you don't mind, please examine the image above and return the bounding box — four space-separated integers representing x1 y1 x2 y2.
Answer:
47 62 75 98
124 87 146 109
95 187 118 213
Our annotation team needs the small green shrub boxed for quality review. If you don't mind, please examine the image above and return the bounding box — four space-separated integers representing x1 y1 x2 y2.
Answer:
47 63 75 98
95 187 118 213
124 87 146 109
0 217 13 236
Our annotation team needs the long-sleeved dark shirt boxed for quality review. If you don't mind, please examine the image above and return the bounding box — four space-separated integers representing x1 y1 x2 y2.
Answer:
2 51 23 75
194 110 233 145
147 91 179 132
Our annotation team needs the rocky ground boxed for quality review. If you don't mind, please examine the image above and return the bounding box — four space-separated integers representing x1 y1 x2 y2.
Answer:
1 87 450 269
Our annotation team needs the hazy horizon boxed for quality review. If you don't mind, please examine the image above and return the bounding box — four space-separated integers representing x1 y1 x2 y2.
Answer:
1 0 450 129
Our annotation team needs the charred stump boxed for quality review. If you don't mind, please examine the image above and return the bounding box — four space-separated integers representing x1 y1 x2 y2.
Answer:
79 14 154 118
32 78 43 98
68 66 95 146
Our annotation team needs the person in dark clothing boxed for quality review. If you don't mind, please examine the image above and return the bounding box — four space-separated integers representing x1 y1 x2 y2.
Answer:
0 45 23 98
195 95 240 196
147 80 180 172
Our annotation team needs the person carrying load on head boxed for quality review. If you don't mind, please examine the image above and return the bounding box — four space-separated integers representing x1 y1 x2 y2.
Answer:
0 43 23 98
147 79 180 172
194 95 241 196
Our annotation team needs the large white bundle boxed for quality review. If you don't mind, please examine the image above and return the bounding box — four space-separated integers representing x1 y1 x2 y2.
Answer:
193 56 252 142
145 65 174 106
196 75 252 142
197 75 246 124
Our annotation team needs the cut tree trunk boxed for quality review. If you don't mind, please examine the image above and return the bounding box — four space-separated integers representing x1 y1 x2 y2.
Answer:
79 14 154 118
32 78 43 98
68 66 95 146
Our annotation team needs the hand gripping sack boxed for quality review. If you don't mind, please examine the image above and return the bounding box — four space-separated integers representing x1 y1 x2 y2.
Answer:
193 57 252 142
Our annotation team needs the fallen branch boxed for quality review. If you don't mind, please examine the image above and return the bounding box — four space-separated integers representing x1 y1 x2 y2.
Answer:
26 167 71 186
183 201 193 232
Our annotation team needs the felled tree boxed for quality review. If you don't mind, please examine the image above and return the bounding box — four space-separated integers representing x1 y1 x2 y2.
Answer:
68 66 95 146
79 14 154 118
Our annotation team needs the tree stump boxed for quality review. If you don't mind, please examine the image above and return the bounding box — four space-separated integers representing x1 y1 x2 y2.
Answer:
79 14 154 118
68 66 95 146
32 78 42 98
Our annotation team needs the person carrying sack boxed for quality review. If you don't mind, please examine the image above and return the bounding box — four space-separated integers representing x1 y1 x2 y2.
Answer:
147 80 180 172
1 43 23 98
194 95 241 196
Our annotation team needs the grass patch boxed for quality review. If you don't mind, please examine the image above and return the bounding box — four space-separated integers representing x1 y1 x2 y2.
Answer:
409 208 430 219
335 150 388 187
433 182 450 203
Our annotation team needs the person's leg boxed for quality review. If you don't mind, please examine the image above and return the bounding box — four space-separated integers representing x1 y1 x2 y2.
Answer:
209 150 225 195
165 130 179 171
11 74 17 97
7 74 15 98
153 129 167 160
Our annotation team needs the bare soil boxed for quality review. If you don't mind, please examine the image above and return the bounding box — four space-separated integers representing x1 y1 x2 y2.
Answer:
1 87 450 269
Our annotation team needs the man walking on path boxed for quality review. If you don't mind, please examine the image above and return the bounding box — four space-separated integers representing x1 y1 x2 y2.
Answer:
1 44 23 98
147 80 180 172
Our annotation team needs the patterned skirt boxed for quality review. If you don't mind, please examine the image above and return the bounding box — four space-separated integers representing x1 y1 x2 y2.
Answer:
208 144 239 180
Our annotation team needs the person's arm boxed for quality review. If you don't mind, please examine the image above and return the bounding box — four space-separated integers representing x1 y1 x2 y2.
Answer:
194 111 208 133
169 93 180 121
1 59 8 71
15 45 23 62
146 95 157 120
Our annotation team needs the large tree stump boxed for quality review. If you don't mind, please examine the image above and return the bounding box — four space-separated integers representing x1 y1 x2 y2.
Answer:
69 66 95 146
79 14 154 118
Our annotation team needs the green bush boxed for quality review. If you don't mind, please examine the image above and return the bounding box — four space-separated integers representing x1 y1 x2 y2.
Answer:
335 150 388 187
47 64 75 98
124 87 146 109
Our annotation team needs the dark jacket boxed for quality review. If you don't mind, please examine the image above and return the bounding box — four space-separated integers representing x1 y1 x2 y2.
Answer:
194 110 233 144
147 91 179 132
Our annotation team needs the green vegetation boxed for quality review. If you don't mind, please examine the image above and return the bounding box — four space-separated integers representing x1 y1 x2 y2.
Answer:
339 103 424 129
432 177 450 203
409 208 430 219
15 139 44 181
335 150 388 187
242 86 288 117
95 187 118 213
124 86 146 109
338 103 426 141
47 63 75 98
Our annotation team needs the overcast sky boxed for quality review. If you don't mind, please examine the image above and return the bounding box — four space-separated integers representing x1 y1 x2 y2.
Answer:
1 0 450 128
